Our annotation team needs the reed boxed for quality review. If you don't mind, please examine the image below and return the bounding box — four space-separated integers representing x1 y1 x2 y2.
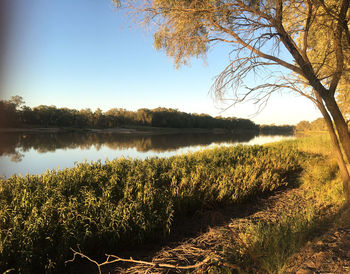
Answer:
0 144 306 272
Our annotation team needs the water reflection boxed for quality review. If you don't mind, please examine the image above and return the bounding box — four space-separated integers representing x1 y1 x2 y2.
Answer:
0 131 258 161
0 131 293 177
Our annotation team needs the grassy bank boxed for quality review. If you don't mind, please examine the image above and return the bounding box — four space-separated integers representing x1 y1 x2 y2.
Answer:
0 144 304 272
115 134 345 273
202 134 345 273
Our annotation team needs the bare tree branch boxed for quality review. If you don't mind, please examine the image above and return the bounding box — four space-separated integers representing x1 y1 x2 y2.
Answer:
208 16 303 75
66 247 215 273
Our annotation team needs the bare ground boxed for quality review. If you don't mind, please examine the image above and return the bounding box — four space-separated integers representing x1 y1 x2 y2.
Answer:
69 184 347 274
285 207 350 273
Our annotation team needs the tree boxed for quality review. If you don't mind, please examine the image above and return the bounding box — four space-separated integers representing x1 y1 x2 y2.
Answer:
311 118 327 131
296 120 312 132
116 0 350 199
9 95 25 110
0 100 17 127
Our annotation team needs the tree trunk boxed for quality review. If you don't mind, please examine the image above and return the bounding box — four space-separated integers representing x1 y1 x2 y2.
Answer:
315 94 350 200
323 96 350 163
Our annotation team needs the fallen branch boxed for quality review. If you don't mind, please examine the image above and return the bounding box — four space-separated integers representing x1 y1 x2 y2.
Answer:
65 246 211 274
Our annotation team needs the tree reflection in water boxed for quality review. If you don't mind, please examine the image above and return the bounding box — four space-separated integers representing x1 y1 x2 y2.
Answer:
0 131 258 162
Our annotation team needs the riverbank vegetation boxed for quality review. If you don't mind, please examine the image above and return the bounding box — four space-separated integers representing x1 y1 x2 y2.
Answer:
0 96 294 135
1 141 304 272
1 134 344 273
215 136 345 273
110 134 346 273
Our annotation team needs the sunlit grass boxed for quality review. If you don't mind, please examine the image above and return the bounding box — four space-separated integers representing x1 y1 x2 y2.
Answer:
282 133 332 156
236 160 343 273
0 133 345 273
213 134 345 273
0 144 304 272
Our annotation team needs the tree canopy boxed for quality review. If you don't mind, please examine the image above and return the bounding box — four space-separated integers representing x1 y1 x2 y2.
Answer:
117 0 350 199
120 0 349 104
0 97 260 131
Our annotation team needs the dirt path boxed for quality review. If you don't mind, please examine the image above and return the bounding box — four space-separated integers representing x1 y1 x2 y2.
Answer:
285 208 350 273
74 185 344 273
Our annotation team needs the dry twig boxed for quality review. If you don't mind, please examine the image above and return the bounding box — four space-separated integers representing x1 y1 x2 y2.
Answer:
65 246 212 274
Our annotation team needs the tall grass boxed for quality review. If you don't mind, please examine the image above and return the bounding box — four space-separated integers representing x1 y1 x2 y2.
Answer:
0 145 304 272
235 161 343 273
214 134 345 273
279 133 332 156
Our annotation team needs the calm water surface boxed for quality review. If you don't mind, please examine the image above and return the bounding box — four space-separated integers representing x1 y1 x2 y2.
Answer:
0 131 294 177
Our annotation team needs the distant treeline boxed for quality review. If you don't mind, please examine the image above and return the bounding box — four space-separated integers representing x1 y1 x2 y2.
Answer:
0 96 294 133
260 124 295 135
295 118 327 132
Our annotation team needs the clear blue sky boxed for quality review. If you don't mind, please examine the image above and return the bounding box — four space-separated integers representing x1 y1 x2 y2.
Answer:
2 0 321 125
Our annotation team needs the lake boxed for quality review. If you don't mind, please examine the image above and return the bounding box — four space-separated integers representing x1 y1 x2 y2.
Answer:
0 130 294 177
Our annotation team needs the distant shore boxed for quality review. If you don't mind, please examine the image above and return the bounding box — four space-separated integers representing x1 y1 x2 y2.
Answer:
0 126 257 135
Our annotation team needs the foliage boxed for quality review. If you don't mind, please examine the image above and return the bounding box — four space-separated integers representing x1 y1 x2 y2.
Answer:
118 0 350 199
0 145 304 272
122 0 350 108
299 0 350 121
296 118 327 132
95 135 344 274
0 98 260 131
207 136 344 273
260 124 295 135
295 120 312 132
232 157 344 273
281 133 333 156
337 76 350 121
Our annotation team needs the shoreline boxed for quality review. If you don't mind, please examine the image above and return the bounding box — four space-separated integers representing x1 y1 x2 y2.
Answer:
0 126 258 135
